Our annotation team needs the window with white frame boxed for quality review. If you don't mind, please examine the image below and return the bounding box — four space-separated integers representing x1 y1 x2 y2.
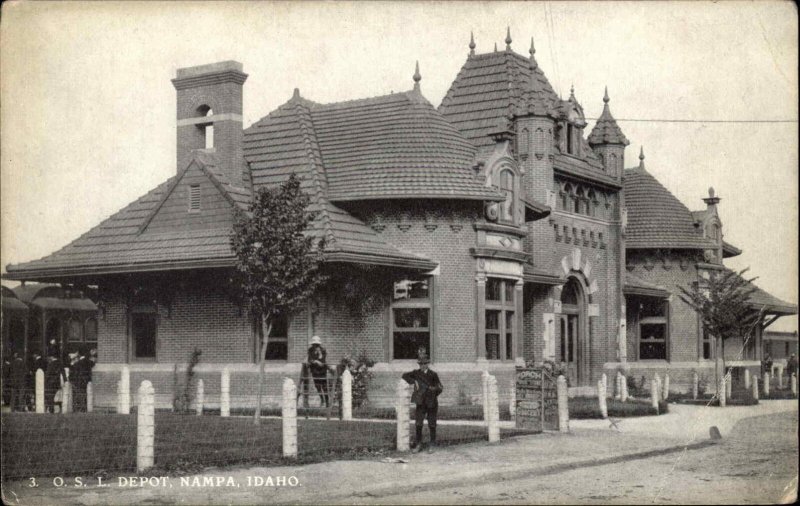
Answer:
264 314 289 360
485 278 515 360
392 276 431 359
638 299 668 360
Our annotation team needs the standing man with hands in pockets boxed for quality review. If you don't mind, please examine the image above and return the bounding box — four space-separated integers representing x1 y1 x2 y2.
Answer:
402 348 443 453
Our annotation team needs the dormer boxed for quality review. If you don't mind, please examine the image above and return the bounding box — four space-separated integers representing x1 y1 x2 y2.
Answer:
556 89 588 157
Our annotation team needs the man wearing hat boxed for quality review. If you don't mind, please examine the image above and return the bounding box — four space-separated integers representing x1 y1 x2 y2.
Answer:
307 336 329 407
402 348 443 453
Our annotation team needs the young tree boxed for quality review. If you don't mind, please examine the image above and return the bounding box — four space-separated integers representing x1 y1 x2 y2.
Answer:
230 174 325 424
678 268 762 399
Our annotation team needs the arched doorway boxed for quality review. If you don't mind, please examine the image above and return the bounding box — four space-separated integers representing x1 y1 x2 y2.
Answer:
559 277 588 385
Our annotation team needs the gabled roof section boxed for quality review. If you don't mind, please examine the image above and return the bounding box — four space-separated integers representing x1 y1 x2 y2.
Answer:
4 174 243 281
623 167 717 250
724 269 797 316
138 151 252 235
588 89 629 146
722 240 742 258
245 90 501 203
439 49 560 149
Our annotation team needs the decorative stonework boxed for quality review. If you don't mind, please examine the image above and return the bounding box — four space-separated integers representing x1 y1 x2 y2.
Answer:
397 223 412 232
449 223 463 232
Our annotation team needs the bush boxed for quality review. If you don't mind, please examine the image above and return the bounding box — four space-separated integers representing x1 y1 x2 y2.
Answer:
569 396 668 419
172 348 202 413
339 351 374 408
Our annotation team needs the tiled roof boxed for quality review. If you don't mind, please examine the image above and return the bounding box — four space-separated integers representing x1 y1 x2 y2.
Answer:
623 167 717 250
623 273 669 298
588 94 629 146
728 269 797 315
439 50 560 149
245 90 502 203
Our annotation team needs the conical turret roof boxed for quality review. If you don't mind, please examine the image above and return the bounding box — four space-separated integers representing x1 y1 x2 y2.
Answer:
588 88 629 146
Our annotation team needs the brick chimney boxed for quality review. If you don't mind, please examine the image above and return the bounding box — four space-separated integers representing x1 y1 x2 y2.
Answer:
172 61 248 187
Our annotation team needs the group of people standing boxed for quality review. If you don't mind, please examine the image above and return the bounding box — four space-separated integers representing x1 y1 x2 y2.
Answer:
2 341 96 413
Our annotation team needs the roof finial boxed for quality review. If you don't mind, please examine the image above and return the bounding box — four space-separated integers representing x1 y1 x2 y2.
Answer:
469 31 476 56
570 84 575 100
708 187 715 198
639 146 645 169
293 88 300 99
494 42 498 52
413 60 421 92
505 26 512 50
603 86 610 104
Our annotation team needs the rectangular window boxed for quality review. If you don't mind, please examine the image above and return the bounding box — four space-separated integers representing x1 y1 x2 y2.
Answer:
264 314 288 360
702 328 714 360
392 276 431 360
189 184 201 212
485 277 516 361
638 299 668 360
131 312 157 360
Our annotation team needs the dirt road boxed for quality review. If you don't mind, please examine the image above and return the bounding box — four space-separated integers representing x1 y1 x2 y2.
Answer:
359 410 798 504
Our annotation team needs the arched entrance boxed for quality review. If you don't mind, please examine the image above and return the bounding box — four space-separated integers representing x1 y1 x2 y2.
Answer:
559 277 588 385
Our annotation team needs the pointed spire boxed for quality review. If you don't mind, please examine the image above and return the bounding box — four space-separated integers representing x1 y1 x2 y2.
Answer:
639 147 645 169
494 42 498 52
412 60 421 92
603 86 610 104
529 37 538 70
469 31 476 56
569 84 575 101
505 26 512 50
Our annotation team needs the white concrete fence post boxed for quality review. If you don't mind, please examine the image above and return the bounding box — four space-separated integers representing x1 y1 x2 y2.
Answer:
744 369 751 390
725 369 732 399
557 375 569 433
120 366 130 414
597 380 608 419
86 382 93 413
752 376 759 401
220 368 230 417
35 369 45 413
282 378 298 458
778 367 784 389
116 380 122 414
508 379 516 418
620 374 629 403
650 379 659 412
487 374 500 443
662 374 670 401
719 375 727 407
653 374 662 402
692 372 699 400
136 380 155 472
63 381 73 414
791 374 797 397
601 373 608 395
196 379 204 416
481 370 490 427
763 372 770 397
341 369 353 421
614 373 621 401
396 379 410 451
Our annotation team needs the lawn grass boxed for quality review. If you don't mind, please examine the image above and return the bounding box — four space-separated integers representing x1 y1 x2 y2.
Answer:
1 412 533 479
568 396 668 419
255 404 514 421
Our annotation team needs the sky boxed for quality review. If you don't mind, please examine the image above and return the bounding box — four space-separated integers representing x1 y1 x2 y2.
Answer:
1 1 797 330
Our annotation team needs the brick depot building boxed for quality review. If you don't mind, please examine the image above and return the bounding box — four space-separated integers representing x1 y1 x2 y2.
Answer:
5 34 795 407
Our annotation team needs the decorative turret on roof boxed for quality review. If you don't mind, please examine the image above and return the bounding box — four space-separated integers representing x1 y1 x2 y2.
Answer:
588 87 629 146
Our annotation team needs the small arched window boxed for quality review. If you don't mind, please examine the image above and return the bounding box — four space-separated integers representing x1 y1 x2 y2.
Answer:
85 318 98 345
562 183 572 211
609 153 618 176
499 169 515 222
587 190 597 217
574 186 584 214
196 105 214 149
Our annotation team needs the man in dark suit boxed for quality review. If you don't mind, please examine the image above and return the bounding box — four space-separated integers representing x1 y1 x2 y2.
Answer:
10 353 27 411
44 353 65 413
402 349 443 453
